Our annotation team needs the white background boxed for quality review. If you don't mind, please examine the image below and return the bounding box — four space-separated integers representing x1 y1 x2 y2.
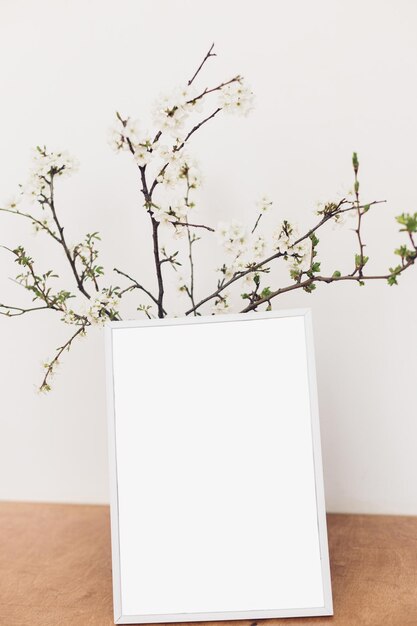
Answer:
0 0 416 514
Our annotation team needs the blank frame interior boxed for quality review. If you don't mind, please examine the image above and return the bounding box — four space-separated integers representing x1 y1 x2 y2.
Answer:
106 310 332 623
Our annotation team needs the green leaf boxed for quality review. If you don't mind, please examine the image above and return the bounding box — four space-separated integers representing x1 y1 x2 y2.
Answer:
396 213 417 233
332 270 341 278
303 283 316 293
260 287 272 299
310 233 319 247
355 254 369 268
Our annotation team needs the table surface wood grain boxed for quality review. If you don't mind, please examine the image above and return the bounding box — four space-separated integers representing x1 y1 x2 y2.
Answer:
0 503 416 626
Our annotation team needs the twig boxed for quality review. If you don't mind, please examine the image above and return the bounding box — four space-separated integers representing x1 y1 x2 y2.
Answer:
47 176 91 300
188 43 216 86
251 213 263 234
113 268 165 313
171 221 215 232
186 76 241 106
0 207 61 242
240 256 417 313
0 304 53 317
40 324 88 392
185 200 386 315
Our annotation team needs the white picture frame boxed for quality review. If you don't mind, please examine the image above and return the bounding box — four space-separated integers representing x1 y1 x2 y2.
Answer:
105 309 333 624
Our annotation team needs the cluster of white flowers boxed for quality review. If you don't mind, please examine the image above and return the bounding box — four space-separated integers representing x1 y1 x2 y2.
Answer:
212 292 230 314
61 308 79 325
152 195 193 227
152 205 176 225
215 196 274 286
273 221 311 272
216 220 248 257
85 292 119 326
25 148 78 200
152 85 200 138
218 79 254 116
157 156 202 191
256 195 273 213
252 235 267 259
272 221 298 254
108 116 153 165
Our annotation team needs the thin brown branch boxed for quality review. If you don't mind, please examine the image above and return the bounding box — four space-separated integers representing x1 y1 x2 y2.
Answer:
0 207 61 242
171 221 215 232
40 323 88 392
186 76 241 105
0 303 53 317
251 213 263 234
184 199 387 316
113 268 164 313
188 43 216 86
240 256 417 313
149 108 223 197
47 177 91 300
177 108 222 151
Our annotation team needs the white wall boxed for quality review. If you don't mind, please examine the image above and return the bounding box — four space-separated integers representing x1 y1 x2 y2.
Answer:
0 0 416 513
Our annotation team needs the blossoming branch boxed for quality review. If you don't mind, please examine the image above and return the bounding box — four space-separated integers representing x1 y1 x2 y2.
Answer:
1 44 416 391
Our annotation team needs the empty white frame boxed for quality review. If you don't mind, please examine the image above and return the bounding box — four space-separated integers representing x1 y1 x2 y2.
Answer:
105 309 332 624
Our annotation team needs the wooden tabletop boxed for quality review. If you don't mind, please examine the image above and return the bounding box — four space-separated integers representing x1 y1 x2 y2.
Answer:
0 503 416 626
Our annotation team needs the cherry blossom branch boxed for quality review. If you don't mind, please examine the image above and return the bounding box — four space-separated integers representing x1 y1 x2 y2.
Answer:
39 323 89 393
149 108 223 196
185 200 384 316
240 257 417 313
187 76 242 106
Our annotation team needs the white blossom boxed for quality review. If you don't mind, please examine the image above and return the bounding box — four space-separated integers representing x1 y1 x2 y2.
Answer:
256 195 273 213
170 197 189 221
212 292 230 314
24 148 78 199
157 157 202 191
217 220 248 257
180 162 202 189
157 144 188 166
152 85 195 136
152 205 177 225
272 221 298 254
133 144 151 166
219 80 254 116
157 165 181 189
252 235 266 259
242 271 257 287
85 293 119 326
108 116 141 152
62 309 78 325
288 240 311 273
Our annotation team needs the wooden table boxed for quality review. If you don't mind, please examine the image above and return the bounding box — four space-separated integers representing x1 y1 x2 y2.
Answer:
0 503 416 626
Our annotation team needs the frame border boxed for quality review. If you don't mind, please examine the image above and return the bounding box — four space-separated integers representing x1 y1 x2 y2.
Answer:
105 308 333 623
